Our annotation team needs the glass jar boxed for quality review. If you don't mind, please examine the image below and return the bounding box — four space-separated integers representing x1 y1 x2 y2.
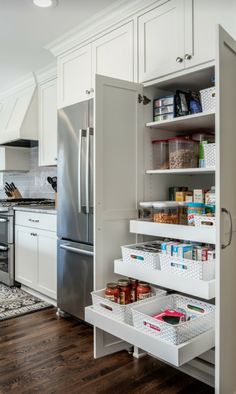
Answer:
153 202 179 224
152 139 169 169
139 202 153 220
105 283 120 303
137 282 152 300
168 137 198 169
118 279 131 305
129 278 138 303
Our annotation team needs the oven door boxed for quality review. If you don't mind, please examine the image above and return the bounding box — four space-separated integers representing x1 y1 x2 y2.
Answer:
0 243 14 286
0 215 13 244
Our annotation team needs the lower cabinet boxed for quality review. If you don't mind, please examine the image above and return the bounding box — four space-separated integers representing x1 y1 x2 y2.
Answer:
15 225 57 300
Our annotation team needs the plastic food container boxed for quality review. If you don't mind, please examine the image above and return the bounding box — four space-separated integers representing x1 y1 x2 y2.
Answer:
153 202 179 224
154 105 174 116
153 96 174 108
178 202 189 225
152 140 169 169
139 202 153 220
168 137 198 169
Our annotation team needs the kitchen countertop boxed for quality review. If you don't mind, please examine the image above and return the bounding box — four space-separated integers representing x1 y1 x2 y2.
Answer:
14 206 57 215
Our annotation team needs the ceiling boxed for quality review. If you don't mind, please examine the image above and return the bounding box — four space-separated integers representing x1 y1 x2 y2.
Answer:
0 0 122 92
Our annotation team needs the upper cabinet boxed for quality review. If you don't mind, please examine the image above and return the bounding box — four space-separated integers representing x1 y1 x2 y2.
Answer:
57 21 134 108
92 22 134 86
58 44 92 108
138 0 236 82
138 0 186 82
38 76 57 166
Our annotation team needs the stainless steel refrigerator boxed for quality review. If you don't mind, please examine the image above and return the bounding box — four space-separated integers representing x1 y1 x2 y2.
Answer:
57 99 94 320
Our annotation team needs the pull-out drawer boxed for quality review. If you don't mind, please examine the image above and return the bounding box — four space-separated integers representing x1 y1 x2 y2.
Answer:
15 211 57 232
85 306 215 367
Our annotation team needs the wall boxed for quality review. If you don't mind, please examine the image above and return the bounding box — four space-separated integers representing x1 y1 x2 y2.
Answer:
0 147 57 200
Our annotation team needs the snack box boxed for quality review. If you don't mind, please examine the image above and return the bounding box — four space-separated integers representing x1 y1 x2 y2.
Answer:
193 189 205 204
172 244 193 259
153 309 186 325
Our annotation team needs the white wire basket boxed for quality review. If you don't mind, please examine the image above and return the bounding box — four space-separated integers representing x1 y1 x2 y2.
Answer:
200 87 216 112
91 287 166 325
132 294 215 345
159 254 215 281
121 241 162 270
203 143 216 168
194 215 216 227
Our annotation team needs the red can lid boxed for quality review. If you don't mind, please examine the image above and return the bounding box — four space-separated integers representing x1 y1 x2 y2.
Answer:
152 139 169 144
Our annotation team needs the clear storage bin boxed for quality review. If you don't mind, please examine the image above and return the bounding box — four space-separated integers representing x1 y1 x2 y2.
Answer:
153 96 174 108
169 137 198 169
139 202 153 220
152 140 169 169
153 202 179 224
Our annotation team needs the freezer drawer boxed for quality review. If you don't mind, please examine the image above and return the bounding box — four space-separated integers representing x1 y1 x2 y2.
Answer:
85 306 215 367
57 240 93 320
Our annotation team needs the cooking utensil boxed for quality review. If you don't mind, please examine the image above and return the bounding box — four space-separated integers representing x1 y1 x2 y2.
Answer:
47 176 57 192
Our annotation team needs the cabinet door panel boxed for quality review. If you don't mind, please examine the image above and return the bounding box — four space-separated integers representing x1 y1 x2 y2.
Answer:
15 225 37 287
58 44 92 108
39 78 57 166
37 231 57 299
138 0 185 82
216 26 236 394
187 0 236 68
92 22 134 84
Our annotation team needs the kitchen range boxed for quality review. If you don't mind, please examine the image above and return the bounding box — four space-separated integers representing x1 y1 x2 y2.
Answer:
0 197 55 286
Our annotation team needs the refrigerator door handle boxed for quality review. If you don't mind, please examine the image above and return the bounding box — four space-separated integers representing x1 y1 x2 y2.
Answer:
78 128 85 213
85 127 93 214
60 243 94 256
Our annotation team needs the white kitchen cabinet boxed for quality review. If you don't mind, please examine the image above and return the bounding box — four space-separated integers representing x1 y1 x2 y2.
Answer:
15 212 57 300
92 21 134 85
84 26 236 392
38 77 57 166
57 44 92 108
138 0 186 82
57 21 134 108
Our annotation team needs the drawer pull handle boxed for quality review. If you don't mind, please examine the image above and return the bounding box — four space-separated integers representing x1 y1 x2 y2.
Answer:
29 219 39 223
99 303 113 312
30 233 37 236
144 321 161 332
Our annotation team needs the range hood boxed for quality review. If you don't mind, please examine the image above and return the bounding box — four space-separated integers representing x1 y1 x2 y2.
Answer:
0 78 38 147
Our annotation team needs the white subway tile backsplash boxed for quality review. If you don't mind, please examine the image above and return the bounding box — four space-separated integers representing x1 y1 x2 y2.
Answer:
0 147 57 199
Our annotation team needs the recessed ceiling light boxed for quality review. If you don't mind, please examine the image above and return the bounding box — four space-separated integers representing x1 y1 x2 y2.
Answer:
33 0 58 8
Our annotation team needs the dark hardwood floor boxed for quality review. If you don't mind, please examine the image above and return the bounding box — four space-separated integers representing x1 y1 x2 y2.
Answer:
0 308 214 394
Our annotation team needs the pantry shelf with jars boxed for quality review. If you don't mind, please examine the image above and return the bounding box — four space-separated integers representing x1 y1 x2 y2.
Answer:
85 26 236 392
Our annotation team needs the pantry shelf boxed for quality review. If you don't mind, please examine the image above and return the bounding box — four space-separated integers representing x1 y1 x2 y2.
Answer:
85 305 215 367
146 168 215 175
130 220 216 244
146 111 215 132
114 259 215 300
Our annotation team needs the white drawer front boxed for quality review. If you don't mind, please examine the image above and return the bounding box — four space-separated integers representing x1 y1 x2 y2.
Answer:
15 211 57 232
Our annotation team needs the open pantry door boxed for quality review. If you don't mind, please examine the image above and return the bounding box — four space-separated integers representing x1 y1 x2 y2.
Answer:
216 25 236 393
94 74 144 357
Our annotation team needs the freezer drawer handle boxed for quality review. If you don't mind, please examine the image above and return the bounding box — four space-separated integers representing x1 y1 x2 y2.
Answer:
221 208 233 249
60 244 93 256
0 218 8 223
0 245 8 251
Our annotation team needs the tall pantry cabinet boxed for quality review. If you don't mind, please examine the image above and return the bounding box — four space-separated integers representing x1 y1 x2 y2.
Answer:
84 26 236 393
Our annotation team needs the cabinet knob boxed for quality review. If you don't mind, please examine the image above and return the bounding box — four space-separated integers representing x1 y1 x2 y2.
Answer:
30 233 37 237
176 57 183 63
54 158 57 161
184 54 192 60
85 90 91 95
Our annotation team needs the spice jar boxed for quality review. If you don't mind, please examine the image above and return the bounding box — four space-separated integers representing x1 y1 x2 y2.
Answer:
129 278 138 303
105 283 120 303
152 140 169 169
137 282 152 300
153 202 179 224
118 279 131 305
168 137 198 169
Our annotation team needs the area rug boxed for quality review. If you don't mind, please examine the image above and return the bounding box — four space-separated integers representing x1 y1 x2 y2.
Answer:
0 283 52 321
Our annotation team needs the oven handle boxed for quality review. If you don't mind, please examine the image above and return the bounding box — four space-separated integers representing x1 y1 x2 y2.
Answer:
0 245 8 251
0 218 8 223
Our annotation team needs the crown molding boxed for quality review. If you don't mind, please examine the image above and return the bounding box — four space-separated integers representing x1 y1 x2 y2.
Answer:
45 0 161 57
35 61 57 84
0 73 36 100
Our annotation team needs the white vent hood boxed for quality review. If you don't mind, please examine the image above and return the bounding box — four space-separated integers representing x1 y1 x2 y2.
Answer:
0 75 38 147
